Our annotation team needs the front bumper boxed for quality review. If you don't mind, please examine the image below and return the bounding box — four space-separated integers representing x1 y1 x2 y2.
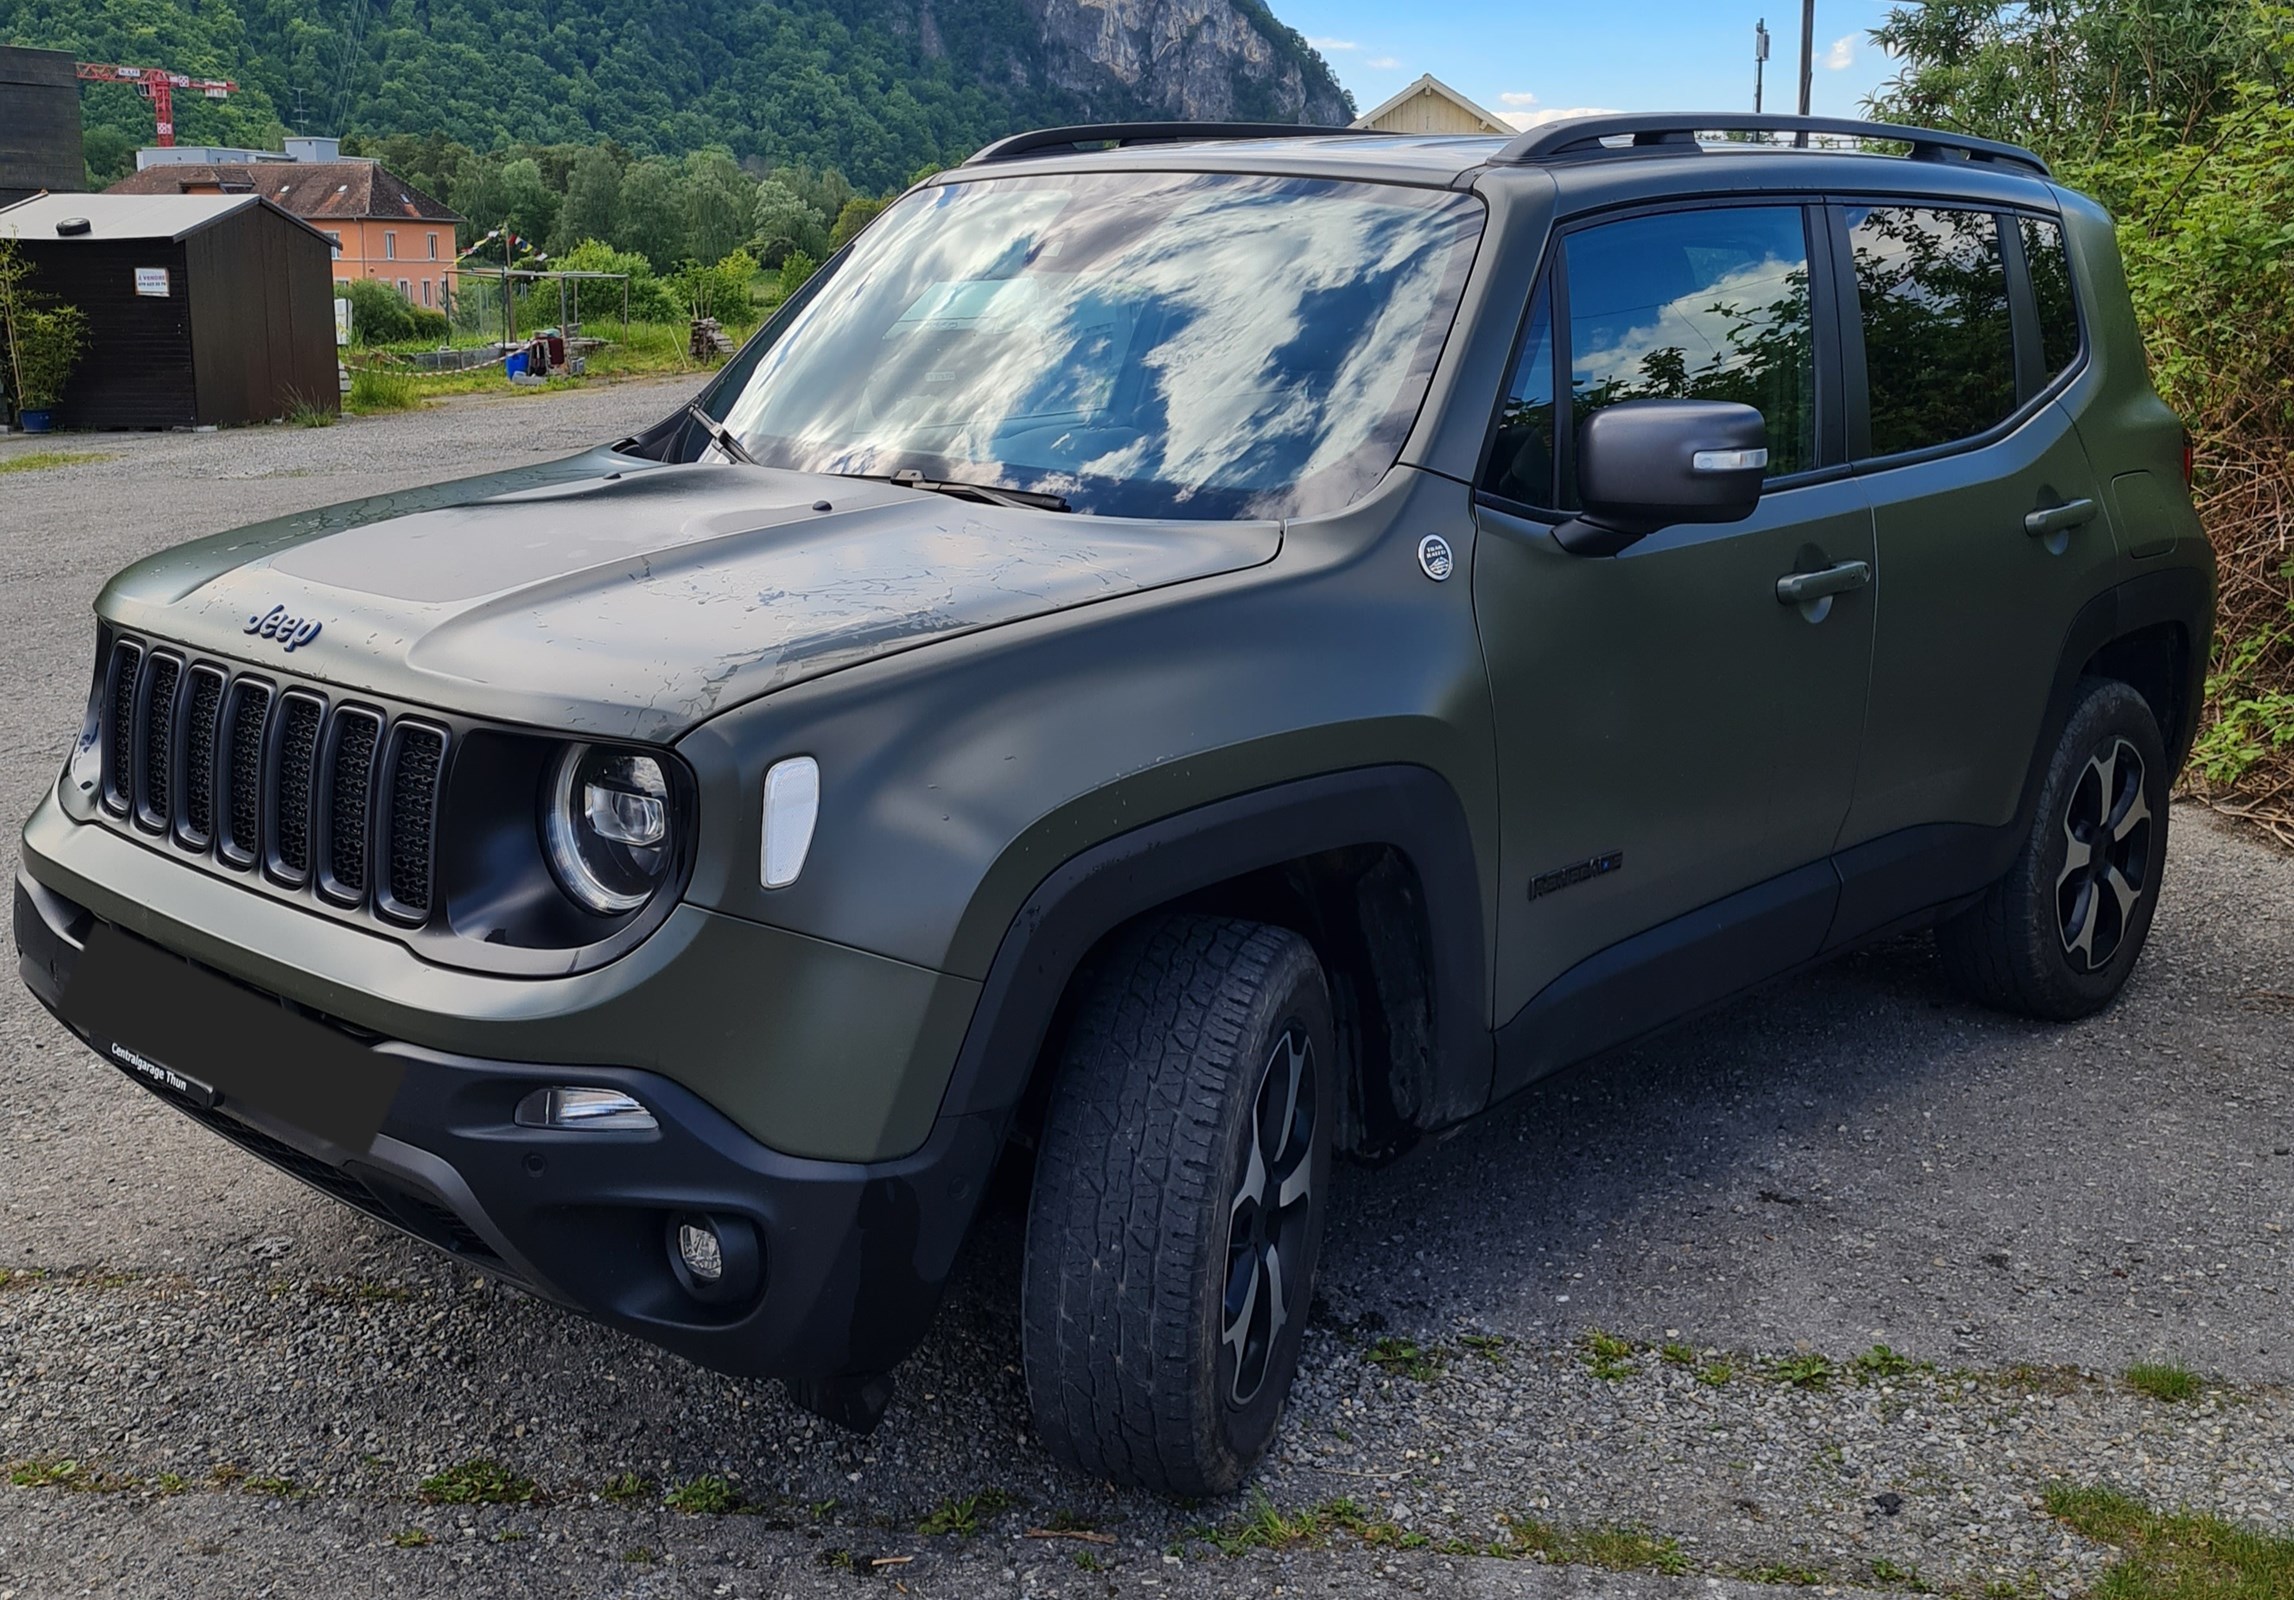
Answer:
16 870 1002 1385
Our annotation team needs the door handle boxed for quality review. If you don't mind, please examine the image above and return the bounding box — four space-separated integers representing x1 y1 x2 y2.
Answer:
1775 560 1871 605
2024 498 2098 537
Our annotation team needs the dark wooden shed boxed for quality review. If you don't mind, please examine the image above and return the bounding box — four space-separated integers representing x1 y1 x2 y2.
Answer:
0 46 84 207
0 191 339 428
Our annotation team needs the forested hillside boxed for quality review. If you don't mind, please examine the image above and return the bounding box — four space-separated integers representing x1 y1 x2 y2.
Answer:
4 0 1350 192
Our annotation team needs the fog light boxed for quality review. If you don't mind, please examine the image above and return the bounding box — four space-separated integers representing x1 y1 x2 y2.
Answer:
513 1086 657 1131
665 1211 761 1304
677 1220 723 1282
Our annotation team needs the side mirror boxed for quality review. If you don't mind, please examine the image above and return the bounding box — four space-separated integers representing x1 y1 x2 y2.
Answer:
1553 399 1769 557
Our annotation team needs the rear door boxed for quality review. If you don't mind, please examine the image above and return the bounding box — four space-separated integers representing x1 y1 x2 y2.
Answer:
1826 202 2113 940
1471 200 1876 1079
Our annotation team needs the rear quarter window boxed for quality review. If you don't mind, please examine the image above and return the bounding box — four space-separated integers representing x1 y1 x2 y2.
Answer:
2019 216 2082 380
1847 205 2017 457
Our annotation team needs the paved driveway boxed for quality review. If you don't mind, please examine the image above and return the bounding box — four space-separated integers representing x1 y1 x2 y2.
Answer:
1 384 2287 1599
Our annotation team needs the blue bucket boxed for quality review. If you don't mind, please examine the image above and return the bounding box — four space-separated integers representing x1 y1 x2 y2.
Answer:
503 351 528 379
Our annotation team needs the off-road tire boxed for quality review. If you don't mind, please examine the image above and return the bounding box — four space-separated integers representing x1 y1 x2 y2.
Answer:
1936 677 2170 1020
1020 914 1334 1498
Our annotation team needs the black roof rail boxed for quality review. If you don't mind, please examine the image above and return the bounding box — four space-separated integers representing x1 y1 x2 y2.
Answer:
1490 114 2050 177
966 121 1374 166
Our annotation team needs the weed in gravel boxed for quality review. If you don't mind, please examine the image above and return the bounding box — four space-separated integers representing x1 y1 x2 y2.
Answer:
9 1458 110 1491
2124 1362 2202 1402
1852 1344 1926 1383
389 1529 431 1548
1072 1549 1106 1571
418 1459 538 1506
1698 1360 1736 1386
599 1472 653 1505
2045 1482 2294 1598
1368 1336 1445 1380
664 1474 741 1514
1202 1495 1422 1555
621 1547 657 1564
1500 1515 1689 1574
1458 1333 1507 1358
0 1268 49 1289
1738 1560 1829 1584
154 1473 187 1495
1581 1330 1637 1381
918 1489 1016 1537
1869 1556 1934 1590
1768 1353 1837 1390
241 1475 300 1498
1660 1341 1698 1367
282 391 336 428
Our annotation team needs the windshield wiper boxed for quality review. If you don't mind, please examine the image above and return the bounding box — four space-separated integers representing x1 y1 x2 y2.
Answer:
857 469 1071 513
684 402 757 466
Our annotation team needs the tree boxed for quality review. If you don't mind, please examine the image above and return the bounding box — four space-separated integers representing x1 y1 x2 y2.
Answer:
616 157 688 271
83 127 136 189
553 144 627 256
828 195 889 249
751 178 824 265
496 158 560 254
681 148 758 266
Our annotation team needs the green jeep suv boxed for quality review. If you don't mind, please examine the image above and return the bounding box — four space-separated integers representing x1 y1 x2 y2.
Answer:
17 114 2213 1497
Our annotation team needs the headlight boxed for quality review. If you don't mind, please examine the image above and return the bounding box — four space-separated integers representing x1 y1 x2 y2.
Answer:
543 744 674 914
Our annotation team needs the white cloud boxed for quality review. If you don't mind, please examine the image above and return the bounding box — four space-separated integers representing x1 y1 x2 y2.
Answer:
1498 91 1539 108
1364 55 1403 70
1498 106 1622 131
1825 34 1856 70
1308 36 1359 51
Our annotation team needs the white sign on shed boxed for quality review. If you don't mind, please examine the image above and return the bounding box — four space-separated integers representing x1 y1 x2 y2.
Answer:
133 266 170 297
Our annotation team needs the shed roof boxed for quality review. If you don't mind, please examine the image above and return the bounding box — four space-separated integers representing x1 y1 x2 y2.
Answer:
0 191 333 247
107 160 460 224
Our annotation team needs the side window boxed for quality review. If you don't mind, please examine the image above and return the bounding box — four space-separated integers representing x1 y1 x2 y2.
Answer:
1479 279 1554 506
1564 206 1817 496
2019 216 2081 380
1847 206 2017 457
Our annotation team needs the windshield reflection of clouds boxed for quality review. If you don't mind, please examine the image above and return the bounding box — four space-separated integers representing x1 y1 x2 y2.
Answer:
719 174 1481 520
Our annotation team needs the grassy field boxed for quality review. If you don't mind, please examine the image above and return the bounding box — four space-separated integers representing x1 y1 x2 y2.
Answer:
0 450 115 475
343 320 756 415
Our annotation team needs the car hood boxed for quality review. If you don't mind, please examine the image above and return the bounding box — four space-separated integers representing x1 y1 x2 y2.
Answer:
95 451 1283 742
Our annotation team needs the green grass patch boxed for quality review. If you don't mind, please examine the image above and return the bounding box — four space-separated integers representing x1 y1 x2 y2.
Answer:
598 1471 653 1505
663 1474 741 1515
2046 1483 2294 1598
241 1474 300 1498
2126 1363 2203 1402
345 368 422 413
1697 1360 1736 1386
1202 1495 1426 1555
1738 1561 1830 1585
0 450 112 475
1499 1515 1689 1574
917 1488 1016 1537
417 1459 537 1506
389 1528 431 1548
1581 1329 1637 1381
1368 1335 1446 1381
1458 1332 1507 1357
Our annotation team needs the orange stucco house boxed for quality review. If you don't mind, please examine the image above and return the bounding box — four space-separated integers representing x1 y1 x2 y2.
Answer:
109 156 462 312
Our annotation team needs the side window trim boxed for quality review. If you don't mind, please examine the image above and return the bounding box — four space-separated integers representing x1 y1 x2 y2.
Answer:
1828 195 2083 475
1474 196 1844 520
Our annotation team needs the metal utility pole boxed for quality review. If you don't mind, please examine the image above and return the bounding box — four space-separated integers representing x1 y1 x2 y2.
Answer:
1754 18 1770 112
1795 0 1816 143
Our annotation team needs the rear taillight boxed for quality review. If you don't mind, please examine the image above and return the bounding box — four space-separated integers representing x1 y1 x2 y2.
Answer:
2181 430 2194 486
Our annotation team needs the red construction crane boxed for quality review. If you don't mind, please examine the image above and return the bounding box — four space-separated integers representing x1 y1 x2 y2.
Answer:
75 61 237 148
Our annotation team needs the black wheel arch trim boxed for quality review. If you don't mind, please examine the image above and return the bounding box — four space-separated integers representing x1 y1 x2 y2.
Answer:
932 764 1494 1131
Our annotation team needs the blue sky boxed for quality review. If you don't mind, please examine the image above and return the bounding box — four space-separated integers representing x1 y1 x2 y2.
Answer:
1279 1 1905 128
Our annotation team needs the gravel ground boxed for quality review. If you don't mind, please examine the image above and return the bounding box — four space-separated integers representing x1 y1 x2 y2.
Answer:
1 385 2290 1600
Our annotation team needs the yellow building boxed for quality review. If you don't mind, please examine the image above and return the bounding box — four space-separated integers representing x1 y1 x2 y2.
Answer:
1352 75 1512 136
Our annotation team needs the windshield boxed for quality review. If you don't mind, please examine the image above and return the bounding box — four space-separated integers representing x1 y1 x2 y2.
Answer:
711 172 1484 520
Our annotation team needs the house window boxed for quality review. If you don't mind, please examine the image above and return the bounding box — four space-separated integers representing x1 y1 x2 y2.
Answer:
385 231 397 260
422 279 433 307
323 231 341 259
427 232 439 260
398 278 411 299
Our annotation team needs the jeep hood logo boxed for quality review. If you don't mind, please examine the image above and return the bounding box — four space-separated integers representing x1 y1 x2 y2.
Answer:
244 604 322 652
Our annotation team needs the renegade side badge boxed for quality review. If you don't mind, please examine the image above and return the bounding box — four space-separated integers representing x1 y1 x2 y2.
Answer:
1528 850 1624 900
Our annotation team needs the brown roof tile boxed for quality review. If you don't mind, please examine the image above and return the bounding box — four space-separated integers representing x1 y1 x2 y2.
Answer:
106 161 460 224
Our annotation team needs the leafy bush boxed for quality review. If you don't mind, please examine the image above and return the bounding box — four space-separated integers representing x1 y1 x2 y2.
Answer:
337 279 448 346
668 250 758 320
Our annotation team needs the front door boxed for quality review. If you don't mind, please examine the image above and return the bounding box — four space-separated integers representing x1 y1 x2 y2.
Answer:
1471 201 1875 1086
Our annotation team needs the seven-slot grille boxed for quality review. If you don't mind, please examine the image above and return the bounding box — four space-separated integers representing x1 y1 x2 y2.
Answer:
97 638 447 924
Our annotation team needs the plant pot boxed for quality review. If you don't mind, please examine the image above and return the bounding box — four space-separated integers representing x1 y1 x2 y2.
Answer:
17 410 52 433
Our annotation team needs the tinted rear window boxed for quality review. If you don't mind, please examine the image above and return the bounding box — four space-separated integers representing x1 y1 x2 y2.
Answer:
2020 216 2081 380
1847 205 2016 457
